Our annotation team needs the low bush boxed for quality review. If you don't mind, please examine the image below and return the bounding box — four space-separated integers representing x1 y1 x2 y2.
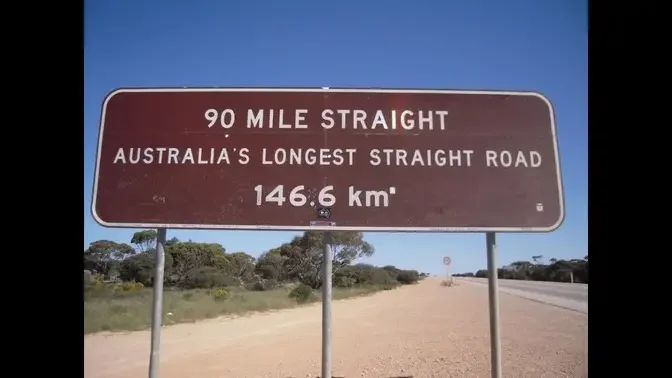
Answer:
214 288 229 301
440 280 456 287
121 281 144 291
182 267 239 289
248 279 279 291
396 270 420 285
288 284 315 303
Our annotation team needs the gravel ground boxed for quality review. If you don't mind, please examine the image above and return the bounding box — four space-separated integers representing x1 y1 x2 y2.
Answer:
84 278 587 378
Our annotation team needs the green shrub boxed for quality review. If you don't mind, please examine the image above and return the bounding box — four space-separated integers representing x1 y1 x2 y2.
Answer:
248 279 278 291
288 284 315 303
122 282 138 291
333 275 357 288
182 267 238 289
381 265 400 280
369 268 396 285
396 270 420 285
214 288 229 301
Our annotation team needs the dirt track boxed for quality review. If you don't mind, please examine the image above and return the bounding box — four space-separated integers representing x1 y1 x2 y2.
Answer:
84 278 587 377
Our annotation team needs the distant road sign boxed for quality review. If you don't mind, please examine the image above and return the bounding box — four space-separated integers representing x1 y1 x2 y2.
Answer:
92 87 564 232
443 257 452 266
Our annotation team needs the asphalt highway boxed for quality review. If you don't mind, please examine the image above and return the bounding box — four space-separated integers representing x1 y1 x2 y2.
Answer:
456 277 588 313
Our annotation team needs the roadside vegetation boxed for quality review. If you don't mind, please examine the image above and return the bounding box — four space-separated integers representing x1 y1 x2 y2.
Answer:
84 230 425 334
454 255 589 283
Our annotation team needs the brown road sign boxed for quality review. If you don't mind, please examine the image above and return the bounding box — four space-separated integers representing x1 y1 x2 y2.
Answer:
92 88 564 232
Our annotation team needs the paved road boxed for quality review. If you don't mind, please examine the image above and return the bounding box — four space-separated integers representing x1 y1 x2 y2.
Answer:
85 278 587 377
457 277 588 314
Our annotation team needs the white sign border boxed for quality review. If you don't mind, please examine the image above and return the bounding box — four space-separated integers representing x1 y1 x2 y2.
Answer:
91 87 565 233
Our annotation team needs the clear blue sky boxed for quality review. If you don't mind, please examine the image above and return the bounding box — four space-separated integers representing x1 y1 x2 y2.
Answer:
83 0 587 275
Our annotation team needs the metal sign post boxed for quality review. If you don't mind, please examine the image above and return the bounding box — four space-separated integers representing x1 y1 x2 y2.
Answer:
148 228 167 378
321 231 333 378
443 256 452 283
486 232 502 378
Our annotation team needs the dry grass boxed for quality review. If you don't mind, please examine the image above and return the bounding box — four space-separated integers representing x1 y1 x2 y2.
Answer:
84 283 394 334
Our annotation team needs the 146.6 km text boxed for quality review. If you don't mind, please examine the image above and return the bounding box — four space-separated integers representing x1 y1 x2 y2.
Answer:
254 185 397 208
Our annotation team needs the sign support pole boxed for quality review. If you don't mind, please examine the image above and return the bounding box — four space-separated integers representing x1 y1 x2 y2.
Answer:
148 228 167 378
442 256 452 284
486 232 502 378
321 231 333 378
